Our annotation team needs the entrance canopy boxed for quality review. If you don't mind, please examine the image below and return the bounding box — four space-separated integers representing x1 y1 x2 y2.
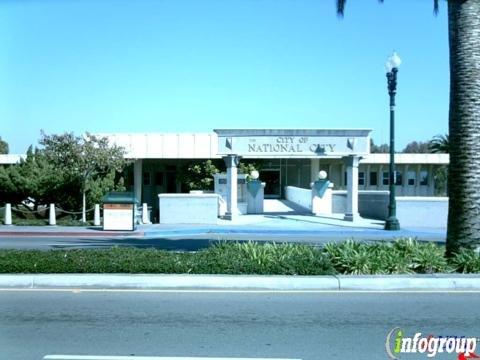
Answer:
214 129 372 158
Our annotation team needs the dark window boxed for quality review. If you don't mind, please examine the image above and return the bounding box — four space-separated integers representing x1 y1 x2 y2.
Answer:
395 171 402 186
420 171 428 185
155 172 164 186
166 165 176 171
358 172 365 186
369 172 378 186
382 172 389 186
407 171 416 186
143 172 151 186
344 171 347 186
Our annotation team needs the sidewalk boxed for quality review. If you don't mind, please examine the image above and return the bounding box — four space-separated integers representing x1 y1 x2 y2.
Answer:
0 213 446 243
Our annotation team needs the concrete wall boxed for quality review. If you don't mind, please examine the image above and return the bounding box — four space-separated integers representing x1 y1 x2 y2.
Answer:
332 190 448 227
158 194 219 224
396 197 448 228
285 186 312 210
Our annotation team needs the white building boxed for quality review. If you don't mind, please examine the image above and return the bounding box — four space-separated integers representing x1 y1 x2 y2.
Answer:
0 129 449 223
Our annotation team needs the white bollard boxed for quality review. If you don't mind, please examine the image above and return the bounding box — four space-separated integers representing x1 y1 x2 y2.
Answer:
4 203 12 225
94 204 101 226
49 203 56 226
142 203 150 224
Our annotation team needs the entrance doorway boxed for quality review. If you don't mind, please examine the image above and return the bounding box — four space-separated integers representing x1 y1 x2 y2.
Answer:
261 170 281 198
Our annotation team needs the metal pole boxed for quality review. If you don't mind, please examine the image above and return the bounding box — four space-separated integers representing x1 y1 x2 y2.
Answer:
385 68 400 230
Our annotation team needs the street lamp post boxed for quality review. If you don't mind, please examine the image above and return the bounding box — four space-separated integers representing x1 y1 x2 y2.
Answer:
384 52 401 231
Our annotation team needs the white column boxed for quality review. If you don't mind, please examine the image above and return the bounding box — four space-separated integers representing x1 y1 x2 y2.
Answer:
344 156 360 221
4 204 12 225
310 158 320 183
429 164 434 195
223 155 240 220
403 164 408 196
142 203 150 224
49 203 56 226
416 164 421 196
94 204 101 226
134 159 142 202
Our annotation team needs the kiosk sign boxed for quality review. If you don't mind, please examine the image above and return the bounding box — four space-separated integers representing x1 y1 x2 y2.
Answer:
102 192 138 231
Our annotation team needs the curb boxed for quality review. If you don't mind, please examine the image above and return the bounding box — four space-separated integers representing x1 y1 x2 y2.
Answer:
0 274 479 291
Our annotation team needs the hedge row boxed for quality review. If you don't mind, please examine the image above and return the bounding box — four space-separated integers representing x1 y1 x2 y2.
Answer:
0 239 479 275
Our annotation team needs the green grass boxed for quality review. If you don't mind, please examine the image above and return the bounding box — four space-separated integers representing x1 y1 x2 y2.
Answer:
0 239 478 274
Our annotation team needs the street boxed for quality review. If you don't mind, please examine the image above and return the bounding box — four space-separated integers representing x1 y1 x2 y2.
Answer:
1 290 479 360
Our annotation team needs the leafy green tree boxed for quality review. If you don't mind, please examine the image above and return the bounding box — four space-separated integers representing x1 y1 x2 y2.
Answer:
337 0 480 254
429 134 450 153
177 160 221 191
402 141 432 153
0 137 8 154
40 132 128 222
370 139 389 153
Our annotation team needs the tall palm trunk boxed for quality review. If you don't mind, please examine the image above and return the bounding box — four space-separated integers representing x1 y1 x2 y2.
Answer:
446 0 480 255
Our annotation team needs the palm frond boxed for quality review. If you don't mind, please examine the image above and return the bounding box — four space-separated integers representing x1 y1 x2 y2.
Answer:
336 0 346 17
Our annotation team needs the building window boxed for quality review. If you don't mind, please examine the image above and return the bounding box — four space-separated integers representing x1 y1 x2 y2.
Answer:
395 171 403 186
155 172 164 186
407 171 416 186
420 170 429 185
382 172 389 185
344 171 347 186
143 172 151 186
358 172 365 186
369 172 378 186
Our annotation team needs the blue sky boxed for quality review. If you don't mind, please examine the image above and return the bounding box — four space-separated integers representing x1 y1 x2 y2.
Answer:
0 0 449 153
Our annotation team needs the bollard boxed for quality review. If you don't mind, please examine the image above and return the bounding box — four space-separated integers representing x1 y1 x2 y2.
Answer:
142 203 150 224
4 203 12 225
49 203 56 226
94 204 101 226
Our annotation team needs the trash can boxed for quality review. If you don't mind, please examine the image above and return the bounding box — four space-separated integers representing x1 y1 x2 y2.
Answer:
102 192 139 231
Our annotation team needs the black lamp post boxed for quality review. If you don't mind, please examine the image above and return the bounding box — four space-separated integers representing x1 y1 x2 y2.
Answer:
384 52 401 231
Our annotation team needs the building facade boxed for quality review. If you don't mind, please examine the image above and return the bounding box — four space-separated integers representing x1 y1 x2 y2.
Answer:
97 131 448 221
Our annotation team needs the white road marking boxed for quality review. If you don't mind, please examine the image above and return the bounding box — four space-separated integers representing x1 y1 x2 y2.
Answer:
1 288 480 294
43 356 302 360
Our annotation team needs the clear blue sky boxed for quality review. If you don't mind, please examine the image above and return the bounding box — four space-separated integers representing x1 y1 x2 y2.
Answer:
0 0 449 154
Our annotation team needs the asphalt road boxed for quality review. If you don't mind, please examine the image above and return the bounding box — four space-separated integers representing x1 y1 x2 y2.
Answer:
0 290 479 360
0 231 445 250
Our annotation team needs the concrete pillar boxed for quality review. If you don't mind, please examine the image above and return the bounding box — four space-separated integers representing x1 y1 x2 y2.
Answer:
142 203 151 224
94 204 101 226
429 164 434 195
49 203 56 226
378 165 384 190
416 164 421 196
134 159 142 203
310 159 320 183
402 164 408 196
365 164 371 190
4 203 12 225
340 164 346 189
343 156 360 221
223 155 241 220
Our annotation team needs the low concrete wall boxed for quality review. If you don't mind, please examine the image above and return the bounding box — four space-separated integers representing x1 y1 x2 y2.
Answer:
158 193 220 224
285 186 312 210
397 197 448 228
332 191 448 227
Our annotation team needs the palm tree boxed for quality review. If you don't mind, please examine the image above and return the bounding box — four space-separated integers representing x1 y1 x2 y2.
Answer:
337 0 480 255
429 134 450 153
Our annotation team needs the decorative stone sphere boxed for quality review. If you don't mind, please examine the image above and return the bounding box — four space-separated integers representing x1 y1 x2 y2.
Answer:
250 170 260 180
318 170 328 180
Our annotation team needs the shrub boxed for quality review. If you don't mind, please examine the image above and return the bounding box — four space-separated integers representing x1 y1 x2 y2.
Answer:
450 248 480 273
